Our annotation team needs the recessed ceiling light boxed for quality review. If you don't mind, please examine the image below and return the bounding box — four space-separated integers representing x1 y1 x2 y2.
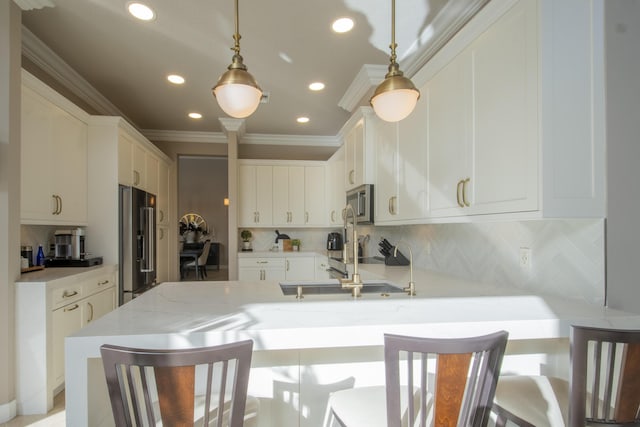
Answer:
188 112 202 119
332 17 354 33
297 117 310 124
309 82 325 91
167 74 185 85
127 2 156 21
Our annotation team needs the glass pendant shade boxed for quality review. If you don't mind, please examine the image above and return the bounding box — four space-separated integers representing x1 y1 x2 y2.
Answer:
213 67 262 118
212 0 261 119
371 75 420 122
371 0 420 122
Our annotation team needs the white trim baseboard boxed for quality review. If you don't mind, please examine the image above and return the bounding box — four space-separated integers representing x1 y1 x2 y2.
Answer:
0 399 17 423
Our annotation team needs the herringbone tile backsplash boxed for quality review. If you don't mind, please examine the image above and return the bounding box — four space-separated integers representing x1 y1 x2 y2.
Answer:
245 219 605 305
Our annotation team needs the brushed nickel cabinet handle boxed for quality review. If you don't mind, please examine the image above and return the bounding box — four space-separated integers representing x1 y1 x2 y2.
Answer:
456 180 464 207
64 303 79 312
462 178 471 207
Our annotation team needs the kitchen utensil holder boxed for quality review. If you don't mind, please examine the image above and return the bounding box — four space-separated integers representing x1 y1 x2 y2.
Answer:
384 248 410 266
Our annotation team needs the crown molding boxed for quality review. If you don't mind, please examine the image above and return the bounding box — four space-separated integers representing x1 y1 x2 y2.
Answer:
338 64 387 113
21 26 134 124
241 133 340 147
13 0 54 10
141 130 228 144
402 0 490 78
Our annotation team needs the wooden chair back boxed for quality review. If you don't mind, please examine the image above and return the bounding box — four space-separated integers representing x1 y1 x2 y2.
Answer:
384 330 508 427
100 340 253 427
570 325 640 427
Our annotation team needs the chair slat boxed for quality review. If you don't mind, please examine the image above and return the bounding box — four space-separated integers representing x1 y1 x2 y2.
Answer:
155 365 195 426
615 343 640 422
434 352 472 427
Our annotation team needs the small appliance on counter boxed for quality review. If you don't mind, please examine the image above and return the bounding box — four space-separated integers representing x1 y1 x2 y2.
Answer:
44 227 104 267
326 232 343 251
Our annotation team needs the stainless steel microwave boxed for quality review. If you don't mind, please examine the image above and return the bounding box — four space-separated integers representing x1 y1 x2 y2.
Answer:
346 184 374 225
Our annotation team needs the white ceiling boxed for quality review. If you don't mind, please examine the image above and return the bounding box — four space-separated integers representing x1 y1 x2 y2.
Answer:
19 0 487 154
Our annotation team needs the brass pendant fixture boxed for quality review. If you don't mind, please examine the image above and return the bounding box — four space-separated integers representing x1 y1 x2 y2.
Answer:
212 0 262 119
370 0 420 122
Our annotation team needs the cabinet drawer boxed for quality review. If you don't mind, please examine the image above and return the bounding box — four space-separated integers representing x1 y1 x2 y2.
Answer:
238 258 286 269
82 272 115 296
51 284 83 309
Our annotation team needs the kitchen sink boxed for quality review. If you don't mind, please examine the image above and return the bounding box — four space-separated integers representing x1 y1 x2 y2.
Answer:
279 281 405 296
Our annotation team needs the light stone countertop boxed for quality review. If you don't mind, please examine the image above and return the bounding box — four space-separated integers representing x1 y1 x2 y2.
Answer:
64 264 640 426
16 264 116 284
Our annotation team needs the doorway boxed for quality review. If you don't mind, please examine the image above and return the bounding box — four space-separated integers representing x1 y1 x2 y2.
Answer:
177 156 229 280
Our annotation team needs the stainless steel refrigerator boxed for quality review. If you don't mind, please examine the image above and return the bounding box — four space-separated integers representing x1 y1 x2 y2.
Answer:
119 185 156 305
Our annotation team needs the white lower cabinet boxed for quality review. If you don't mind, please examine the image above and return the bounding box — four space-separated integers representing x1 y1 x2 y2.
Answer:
238 254 326 282
16 266 117 415
238 258 286 281
315 256 332 280
284 256 315 281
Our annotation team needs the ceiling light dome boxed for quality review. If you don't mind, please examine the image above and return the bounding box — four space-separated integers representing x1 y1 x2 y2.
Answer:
212 0 262 119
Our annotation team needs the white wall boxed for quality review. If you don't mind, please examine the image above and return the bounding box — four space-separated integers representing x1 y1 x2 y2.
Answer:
604 1 640 313
0 1 21 420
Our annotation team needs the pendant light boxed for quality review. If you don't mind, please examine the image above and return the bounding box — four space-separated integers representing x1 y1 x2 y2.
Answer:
212 0 262 119
370 0 420 122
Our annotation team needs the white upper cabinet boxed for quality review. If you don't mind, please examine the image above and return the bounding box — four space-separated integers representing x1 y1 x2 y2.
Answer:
239 160 327 228
342 107 376 191
304 166 326 226
375 91 429 224
326 146 346 226
238 164 273 227
21 71 89 225
427 0 537 219
421 0 604 221
273 166 305 226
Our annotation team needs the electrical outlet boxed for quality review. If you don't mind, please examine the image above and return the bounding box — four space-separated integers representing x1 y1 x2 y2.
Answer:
519 247 532 269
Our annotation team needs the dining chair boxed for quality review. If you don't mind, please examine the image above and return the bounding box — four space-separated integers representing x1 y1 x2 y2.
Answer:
493 325 640 427
327 330 509 427
183 239 212 280
100 339 256 427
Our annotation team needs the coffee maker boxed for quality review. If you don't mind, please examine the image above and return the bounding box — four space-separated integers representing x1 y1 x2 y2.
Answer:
54 228 85 259
326 232 343 251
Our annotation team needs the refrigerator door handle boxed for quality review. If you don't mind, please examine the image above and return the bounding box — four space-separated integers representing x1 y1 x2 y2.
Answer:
141 207 155 273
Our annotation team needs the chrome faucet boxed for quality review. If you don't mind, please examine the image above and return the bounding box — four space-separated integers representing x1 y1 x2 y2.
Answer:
393 242 416 296
340 204 363 297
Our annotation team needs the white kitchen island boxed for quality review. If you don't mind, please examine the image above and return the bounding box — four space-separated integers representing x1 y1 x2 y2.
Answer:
65 266 640 426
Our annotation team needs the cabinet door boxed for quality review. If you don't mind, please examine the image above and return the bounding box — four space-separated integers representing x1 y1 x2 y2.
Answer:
315 256 331 280
468 0 538 215
345 120 365 189
327 147 346 226
397 87 429 221
272 166 290 225
374 119 399 223
156 226 169 283
157 161 169 225
21 87 55 221
264 267 286 282
52 301 83 387
52 109 88 223
146 154 159 196
132 144 146 189
83 287 116 326
288 166 305 225
118 131 134 186
427 51 473 218
305 166 326 226
239 165 273 227
285 257 316 281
